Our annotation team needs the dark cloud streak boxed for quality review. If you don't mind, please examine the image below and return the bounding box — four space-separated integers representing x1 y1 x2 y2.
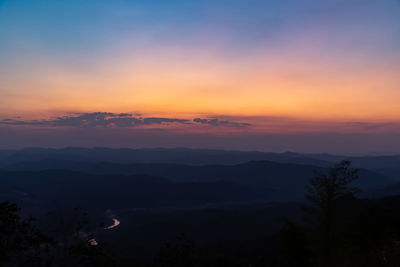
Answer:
193 118 251 128
0 112 250 129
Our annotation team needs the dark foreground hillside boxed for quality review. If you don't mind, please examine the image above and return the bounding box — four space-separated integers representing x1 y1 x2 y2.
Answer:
2 193 400 266
1 154 400 266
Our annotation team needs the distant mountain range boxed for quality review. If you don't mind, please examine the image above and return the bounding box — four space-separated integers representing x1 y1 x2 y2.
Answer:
0 147 333 166
0 167 393 213
1 147 400 217
1 147 400 169
1 147 400 179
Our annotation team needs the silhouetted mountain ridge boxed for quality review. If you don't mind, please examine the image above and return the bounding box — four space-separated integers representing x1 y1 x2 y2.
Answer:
2 147 400 171
0 159 393 209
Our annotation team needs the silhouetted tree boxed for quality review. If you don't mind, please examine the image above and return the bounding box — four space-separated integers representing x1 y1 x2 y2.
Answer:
46 207 115 266
0 201 53 266
304 160 359 267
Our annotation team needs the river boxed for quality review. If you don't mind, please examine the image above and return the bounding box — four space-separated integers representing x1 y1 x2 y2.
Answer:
104 218 121 230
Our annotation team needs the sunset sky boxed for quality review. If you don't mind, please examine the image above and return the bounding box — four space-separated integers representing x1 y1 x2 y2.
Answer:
1 0 399 153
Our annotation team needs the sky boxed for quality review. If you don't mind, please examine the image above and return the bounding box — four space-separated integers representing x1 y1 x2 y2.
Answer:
0 0 399 154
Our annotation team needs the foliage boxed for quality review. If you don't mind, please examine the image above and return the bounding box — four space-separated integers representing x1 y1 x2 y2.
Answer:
0 201 53 266
303 160 359 266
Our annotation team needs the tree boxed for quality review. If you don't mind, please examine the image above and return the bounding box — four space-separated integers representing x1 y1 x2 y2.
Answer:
0 203 115 266
46 207 115 266
304 160 359 267
0 201 53 266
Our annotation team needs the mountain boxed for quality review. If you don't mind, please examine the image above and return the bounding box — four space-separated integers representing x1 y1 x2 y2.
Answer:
0 148 395 216
0 147 333 166
372 167 400 181
2 147 400 170
1 147 399 265
363 180 400 198
0 170 265 213
0 160 392 205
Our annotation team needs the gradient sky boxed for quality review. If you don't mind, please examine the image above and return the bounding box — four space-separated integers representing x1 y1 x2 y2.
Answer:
1 0 400 153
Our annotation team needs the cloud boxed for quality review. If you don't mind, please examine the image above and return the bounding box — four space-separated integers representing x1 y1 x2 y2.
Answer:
0 119 46 126
3 113 400 134
0 112 251 129
143 118 191 125
193 118 251 128
0 112 192 128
